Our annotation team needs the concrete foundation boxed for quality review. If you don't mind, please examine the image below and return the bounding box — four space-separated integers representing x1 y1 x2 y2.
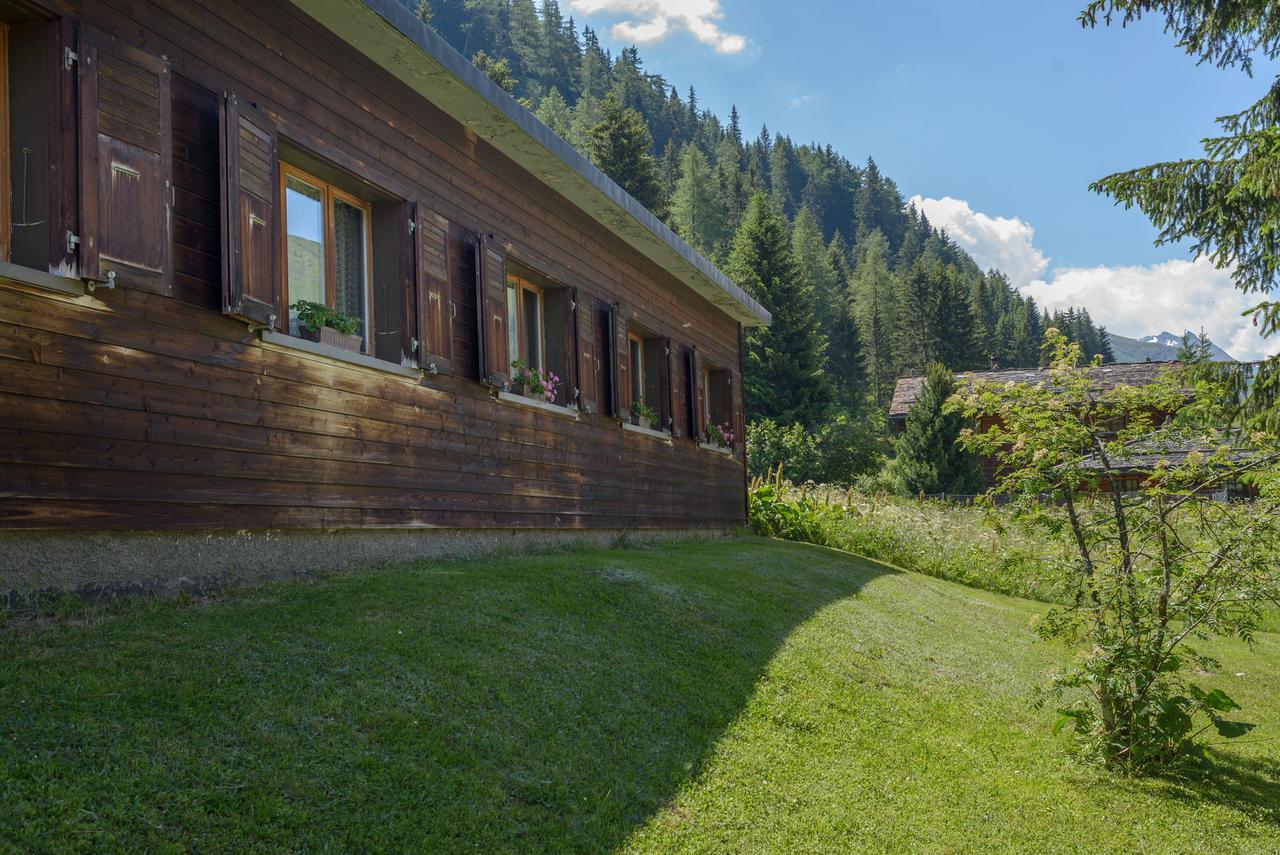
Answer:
0 527 737 606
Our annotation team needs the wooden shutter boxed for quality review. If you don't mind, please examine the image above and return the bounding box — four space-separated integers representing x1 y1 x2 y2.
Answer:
690 345 706 440
219 92 279 326
611 302 630 420
416 206 453 375
661 337 679 436
475 235 510 388
576 291 597 414
78 28 172 293
728 368 743 452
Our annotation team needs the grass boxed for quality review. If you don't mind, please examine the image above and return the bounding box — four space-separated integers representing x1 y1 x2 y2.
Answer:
3 538 1279 852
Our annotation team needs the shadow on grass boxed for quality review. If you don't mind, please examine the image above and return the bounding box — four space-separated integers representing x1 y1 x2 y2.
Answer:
0 538 885 851
1155 749 1280 827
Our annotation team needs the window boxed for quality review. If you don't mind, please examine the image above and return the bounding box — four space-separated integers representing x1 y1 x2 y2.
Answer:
504 266 574 407
3 15 52 269
507 272 545 373
700 363 732 445
626 325 665 430
280 163 373 351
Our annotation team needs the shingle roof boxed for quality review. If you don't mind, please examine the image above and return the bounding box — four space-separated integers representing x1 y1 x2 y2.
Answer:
887 361 1180 419
1078 433 1259 472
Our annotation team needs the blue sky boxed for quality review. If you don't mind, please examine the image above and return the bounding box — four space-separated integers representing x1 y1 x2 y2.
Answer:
566 0 1279 359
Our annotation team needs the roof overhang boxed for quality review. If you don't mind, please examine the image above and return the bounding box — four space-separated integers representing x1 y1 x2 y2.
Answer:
288 0 771 327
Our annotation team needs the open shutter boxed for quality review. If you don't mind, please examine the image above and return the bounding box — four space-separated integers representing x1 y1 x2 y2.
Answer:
611 302 630 420
690 345 706 440
77 28 173 293
416 206 453 375
475 235 510 388
728 368 743 453
575 291 597 414
219 92 279 326
661 337 678 436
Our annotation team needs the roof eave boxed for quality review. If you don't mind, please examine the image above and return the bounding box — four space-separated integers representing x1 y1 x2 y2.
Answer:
287 0 771 327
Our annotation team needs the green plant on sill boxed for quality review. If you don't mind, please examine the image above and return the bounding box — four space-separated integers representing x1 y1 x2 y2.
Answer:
291 300 360 336
630 398 658 424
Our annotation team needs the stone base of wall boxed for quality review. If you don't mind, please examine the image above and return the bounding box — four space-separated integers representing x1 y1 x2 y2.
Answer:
0 527 739 606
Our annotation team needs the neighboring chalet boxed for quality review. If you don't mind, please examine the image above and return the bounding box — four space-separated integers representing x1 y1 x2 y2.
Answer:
0 0 770 593
889 362 1181 488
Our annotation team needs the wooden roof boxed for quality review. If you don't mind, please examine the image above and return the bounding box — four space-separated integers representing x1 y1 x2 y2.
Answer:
888 361 1180 419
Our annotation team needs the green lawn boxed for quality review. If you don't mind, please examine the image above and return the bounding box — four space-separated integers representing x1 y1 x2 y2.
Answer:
3 538 1278 852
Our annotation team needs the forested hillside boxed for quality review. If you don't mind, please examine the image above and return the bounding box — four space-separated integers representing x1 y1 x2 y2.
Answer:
405 0 1113 474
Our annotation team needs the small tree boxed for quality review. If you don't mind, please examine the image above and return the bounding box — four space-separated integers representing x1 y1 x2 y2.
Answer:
586 94 666 216
958 328 1280 774
896 363 983 496
471 51 516 94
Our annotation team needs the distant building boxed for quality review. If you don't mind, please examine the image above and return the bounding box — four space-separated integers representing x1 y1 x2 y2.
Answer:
888 362 1183 488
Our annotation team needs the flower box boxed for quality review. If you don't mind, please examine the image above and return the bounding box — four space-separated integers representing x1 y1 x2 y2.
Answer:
300 325 363 353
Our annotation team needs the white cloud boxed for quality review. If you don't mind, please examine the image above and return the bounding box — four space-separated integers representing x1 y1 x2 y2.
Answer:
910 195 1280 362
1023 258 1279 362
908 195 1049 289
568 0 748 54
790 94 815 108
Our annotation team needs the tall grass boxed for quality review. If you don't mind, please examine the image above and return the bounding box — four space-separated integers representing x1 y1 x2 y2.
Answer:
748 469 1075 603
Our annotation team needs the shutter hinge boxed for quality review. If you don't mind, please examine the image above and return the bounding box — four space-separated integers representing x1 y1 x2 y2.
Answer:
410 336 420 353
570 299 577 311
65 231 80 255
63 47 78 71
408 219 416 233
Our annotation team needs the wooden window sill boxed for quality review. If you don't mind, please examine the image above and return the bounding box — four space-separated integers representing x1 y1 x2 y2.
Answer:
496 389 580 419
698 441 735 456
261 330 422 380
0 260 85 297
622 422 673 444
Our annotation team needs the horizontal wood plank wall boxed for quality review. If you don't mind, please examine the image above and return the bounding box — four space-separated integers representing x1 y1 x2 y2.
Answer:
0 0 748 532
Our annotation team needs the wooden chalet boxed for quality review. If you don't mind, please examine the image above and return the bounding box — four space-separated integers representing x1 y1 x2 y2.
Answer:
0 0 771 576
888 362 1181 489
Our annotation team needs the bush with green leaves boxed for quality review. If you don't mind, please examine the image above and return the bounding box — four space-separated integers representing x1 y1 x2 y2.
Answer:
957 328 1280 775
747 415 883 486
747 476 842 546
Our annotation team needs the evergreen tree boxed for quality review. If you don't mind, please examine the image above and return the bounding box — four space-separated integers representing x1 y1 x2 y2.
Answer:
895 363 983 495
896 257 941 373
827 237 869 414
729 194 832 427
768 134 804 219
935 266 981 370
471 50 516 93
507 0 544 98
578 27 610 99
586 94 666 215
669 145 725 256
534 87 571 138
851 229 898 406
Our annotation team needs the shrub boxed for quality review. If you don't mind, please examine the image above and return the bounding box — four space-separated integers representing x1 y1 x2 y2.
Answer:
747 416 884 486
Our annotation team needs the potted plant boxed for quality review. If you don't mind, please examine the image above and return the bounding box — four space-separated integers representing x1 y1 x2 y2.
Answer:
510 359 560 404
630 398 658 430
706 421 735 450
291 300 363 353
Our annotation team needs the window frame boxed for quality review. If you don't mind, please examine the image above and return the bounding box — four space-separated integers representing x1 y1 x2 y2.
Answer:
700 362 730 436
628 331 645 409
278 161 374 352
505 271 546 374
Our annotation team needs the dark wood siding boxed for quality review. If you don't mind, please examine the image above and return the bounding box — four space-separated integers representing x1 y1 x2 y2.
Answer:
0 0 748 532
